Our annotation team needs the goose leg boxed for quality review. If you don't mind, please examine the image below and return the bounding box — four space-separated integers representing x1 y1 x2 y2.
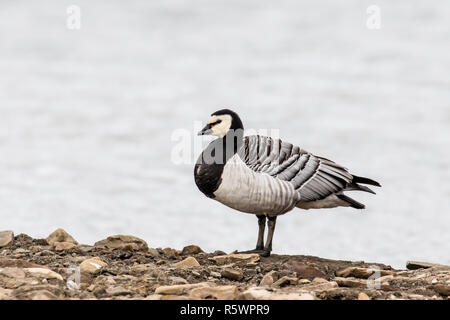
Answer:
261 216 277 257
237 215 266 254
255 215 266 250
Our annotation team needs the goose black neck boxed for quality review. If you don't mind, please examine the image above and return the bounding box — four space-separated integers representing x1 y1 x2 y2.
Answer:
194 129 244 198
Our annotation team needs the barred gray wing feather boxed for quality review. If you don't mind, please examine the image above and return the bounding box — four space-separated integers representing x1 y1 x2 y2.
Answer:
237 135 354 202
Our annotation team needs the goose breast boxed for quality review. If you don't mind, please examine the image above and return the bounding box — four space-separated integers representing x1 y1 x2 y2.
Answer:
213 154 300 216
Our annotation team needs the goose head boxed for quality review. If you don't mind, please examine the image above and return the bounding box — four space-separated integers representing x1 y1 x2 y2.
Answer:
198 109 244 138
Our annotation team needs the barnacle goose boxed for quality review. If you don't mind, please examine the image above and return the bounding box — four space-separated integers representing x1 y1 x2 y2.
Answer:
195 109 381 257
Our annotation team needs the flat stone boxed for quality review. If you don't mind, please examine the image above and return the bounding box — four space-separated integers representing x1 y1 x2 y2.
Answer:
221 268 243 281
54 241 77 251
181 245 203 255
46 229 78 246
0 231 14 247
240 287 315 300
302 281 338 292
80 257 107 274
336 267 394 279
289 261 327 280
190 285 239 300
170 276 188 285
273 276 299 288
406 261 445 270
335 277 368 288
155 282 210 295
94 235 148 251
172 257 200 268
24 268 63 281
106 286 131 296
211 253 259 265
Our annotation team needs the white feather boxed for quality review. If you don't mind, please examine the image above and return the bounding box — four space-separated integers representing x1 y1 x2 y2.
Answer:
213 154 300 216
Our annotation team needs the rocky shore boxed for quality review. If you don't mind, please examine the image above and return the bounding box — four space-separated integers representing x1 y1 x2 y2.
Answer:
0 229 449 300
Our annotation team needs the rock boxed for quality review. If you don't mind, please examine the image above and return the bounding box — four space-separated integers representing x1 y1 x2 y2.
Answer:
29 289 58 300
181 245 203 255
240 287 315 300
94 235 148 251
210 271 221 278
289 261 327 280
433 284 450 296
172 257 200 268
211 253 259 265
0 288 13 299
170 276 188 285
162 247 179 257
259 271 276 287
319 288 361 300
212 250 227 256
273 276 299 288
312 277 329 283
335 277 368 288
147 248 160 257
0 267 27 289
155 282 210 295
302 280 338 292
358 292 371 300
190 285 239 300
106 286 131 296
46 229 78 246
406 261 445 270
131 263 156 274
0 258 46 269
36 250 55 256
336 267 394 279
299 279 311 285
80 257 107 274
54 242 77 251
221 268 243 281
0 231 14 247
78 245 94 253
25 268 64 281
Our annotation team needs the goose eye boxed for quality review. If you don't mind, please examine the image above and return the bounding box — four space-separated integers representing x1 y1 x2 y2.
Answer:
211 120 222 126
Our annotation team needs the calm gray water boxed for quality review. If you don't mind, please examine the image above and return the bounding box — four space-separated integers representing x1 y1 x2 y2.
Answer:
0 1 449 269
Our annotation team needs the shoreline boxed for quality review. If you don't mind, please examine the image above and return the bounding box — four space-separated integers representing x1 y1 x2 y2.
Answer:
0 229 449 300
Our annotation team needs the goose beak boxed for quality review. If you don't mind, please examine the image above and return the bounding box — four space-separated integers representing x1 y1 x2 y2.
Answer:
198 124 212 136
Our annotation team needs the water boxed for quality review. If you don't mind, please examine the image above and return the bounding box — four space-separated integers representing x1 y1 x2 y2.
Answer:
0 1 449 269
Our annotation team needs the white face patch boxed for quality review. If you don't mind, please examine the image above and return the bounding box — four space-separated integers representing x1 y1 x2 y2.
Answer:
207 114 232 138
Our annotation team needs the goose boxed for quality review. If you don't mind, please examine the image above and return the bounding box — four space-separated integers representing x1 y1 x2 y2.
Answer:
194 109 381 257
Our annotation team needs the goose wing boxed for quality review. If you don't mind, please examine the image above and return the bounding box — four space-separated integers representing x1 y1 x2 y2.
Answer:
237 135 355 202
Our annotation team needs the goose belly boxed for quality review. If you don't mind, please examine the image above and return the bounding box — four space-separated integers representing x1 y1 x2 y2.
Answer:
213 156 299 216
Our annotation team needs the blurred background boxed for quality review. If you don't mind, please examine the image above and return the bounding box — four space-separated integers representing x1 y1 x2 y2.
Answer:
0 0 449 269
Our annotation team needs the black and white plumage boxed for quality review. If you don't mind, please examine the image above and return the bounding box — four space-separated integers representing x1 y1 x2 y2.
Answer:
195 109 381 256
